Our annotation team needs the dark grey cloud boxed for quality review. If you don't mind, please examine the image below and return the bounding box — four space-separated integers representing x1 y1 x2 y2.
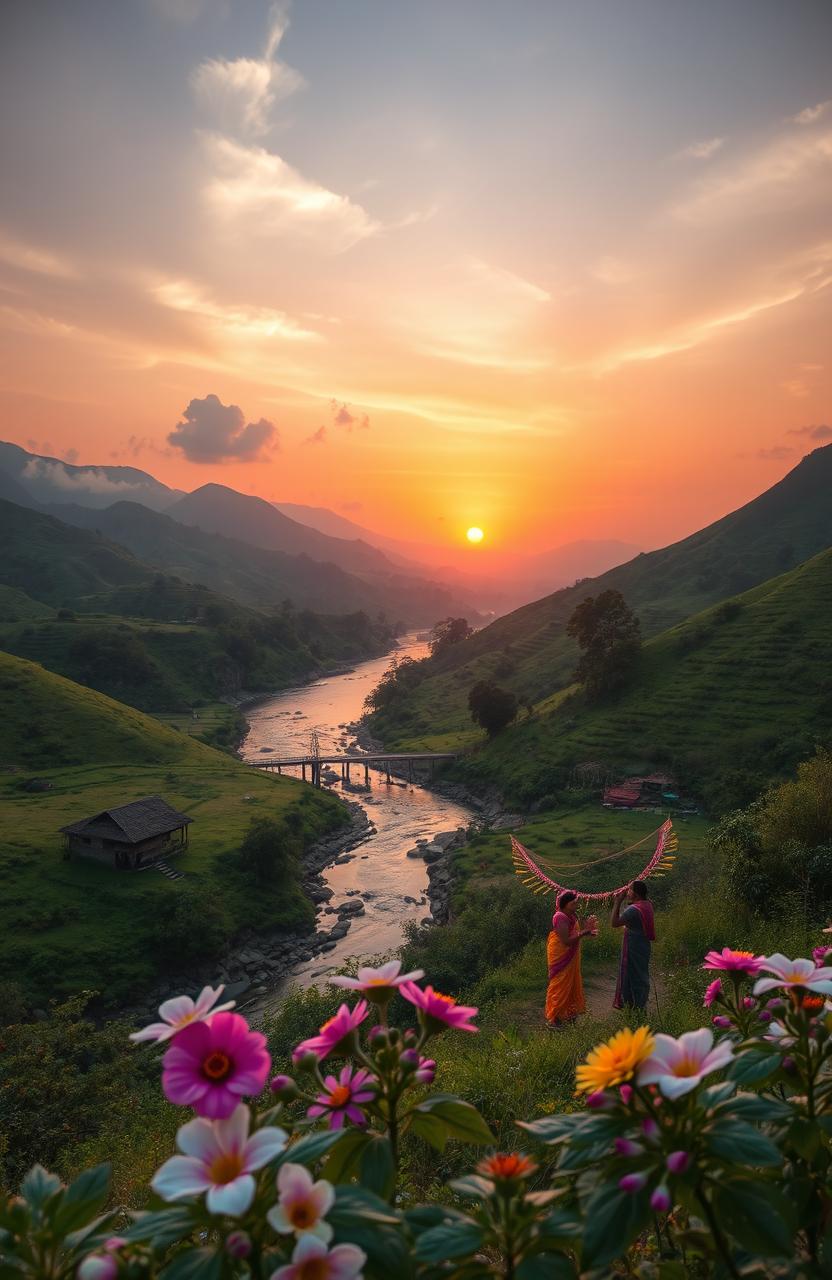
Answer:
787 423 832 440
303 426 327 446
330 399 369 431
168 393 278 462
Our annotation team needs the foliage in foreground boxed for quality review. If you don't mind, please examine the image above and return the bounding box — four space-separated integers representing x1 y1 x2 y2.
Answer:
4 937 832 1279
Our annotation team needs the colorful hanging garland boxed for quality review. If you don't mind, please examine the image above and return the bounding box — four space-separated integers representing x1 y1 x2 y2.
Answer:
511 818 677 904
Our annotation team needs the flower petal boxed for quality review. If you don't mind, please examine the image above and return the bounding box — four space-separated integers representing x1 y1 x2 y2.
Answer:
129 1022 174 1043
206 1174 255 1217
151 1156 211 1201
328 1242 368 1279
176 1116 221 1162
158 996 195 1025
244 1126 287 1170
216 1104 251 1153
657 1073 701 1100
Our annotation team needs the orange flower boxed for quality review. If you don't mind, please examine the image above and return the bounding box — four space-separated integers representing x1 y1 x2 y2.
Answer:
575 1027 656 1094
477 1152 537 1182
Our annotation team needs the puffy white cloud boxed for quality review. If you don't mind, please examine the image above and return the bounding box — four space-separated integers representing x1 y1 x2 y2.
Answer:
202 134 381 251
190 9 304 135
790 101 831 126
168 393 278 461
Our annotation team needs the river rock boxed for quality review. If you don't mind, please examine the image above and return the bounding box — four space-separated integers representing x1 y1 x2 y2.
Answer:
319 941 337 953
338 900 365 916
329 922 350 940
224 978 251 1001
406 847 423 859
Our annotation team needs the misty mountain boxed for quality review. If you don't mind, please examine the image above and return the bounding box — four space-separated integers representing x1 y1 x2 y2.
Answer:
0 440 181 511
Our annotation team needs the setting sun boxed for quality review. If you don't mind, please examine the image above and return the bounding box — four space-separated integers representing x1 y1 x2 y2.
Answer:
466 526 484 544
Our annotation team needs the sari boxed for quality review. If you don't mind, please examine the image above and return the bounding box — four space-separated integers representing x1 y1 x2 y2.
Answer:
545 910 586 1025
614 900 655 1011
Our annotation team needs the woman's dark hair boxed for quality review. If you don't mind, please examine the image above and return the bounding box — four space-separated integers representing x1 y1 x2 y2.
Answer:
631 880 648 899
558 890 577 908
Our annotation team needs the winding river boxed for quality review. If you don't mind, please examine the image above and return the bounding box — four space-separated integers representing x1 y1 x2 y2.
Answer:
240 637 474 991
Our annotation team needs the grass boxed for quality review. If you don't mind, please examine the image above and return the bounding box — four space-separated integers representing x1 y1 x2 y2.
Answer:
0 652 347 1007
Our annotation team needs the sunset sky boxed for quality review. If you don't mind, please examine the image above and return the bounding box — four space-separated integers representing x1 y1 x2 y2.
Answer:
0 0 830 555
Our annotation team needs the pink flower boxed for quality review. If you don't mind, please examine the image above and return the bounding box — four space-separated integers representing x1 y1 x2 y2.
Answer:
162 1013 271 1119
151 1104 286 1215
813 946 832 968
614 1138 643 1157
666 1150 691 1175
703 949 765 975
619 1172 647 1194
225 1232 252 1260
130 985 235 1044
330 960 424 998
270 1236 366 1280
703 979 722 1007
78 1257 118 1280
619 1084 634 1104
307 1065 376 1130
586 1091 610 1110
712 1015 732 1029
399 983 478 1034
637 1029 734 1099
292 1002 369 1064
753 955 832 998
641 1117 659 1140
267 1163 335 1242
414 1056 437 1085
651 1184 672 1213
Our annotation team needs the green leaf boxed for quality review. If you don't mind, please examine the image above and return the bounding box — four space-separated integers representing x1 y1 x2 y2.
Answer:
408 1109 449 1152
20 1165 62 1212
276 1128 345 1168
411 1095 495 1145
714 1092 792 1122
728 1050 781 1085
359 1135 395 1200
330 1189 411 1279
539 1208 584 1242
414 1221 484 1263
323 1129 374 1184
518 1113 588 1144
160 1248 223 1280
581 1182 650 1269
786 1115 822 1160
123 1207 197 1248
54 1164 111 1234
701 1081 736 1108
328 1185 401 1226
517 1254 576 1280
705 1119 782 1167
711 1180 794 1257
448 1175 494 1200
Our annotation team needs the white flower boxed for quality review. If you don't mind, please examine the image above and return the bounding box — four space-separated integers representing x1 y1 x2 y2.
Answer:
637 1029 734 1099
269 1235 366 1280
130 985 235 1044
329 959 424 994
152 1105 286 1216
753 955 832 997
267 1163 335 1242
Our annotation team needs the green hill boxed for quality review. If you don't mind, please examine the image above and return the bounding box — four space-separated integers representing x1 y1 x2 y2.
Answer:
0 652 346 1006
370 445 832 749
444 548 832 811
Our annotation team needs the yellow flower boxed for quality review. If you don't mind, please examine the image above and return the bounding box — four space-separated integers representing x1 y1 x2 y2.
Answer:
575 1026 656 1094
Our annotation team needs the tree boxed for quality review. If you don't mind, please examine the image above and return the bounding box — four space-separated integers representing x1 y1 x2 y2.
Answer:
239 817 299 886
566 589 641 699
468 680 518 737
429 617 473 658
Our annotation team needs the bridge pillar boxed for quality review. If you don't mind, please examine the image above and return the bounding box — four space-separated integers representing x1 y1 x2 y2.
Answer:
408 759 414 783
346 761 351 782
302 763 307 782
385 761 391 784
364 763 369 786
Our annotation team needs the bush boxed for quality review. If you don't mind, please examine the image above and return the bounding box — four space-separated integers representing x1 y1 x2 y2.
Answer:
468 681 518 737
238 816 300 886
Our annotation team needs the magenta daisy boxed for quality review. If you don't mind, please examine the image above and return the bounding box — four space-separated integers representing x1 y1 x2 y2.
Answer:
330 960 424 999
753 954 832 997
267 1163 335 1242
292 1002 368 1064
702 949 765 975
307 1065 376 1130
129 985 235 1044
162 1012 271 1118
269 1236 365 1280
399 983 478 1034
151 1104 286 1215
703 978 722 1007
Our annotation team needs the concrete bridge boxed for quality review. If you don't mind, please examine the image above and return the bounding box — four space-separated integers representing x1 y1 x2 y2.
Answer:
249 752 457 786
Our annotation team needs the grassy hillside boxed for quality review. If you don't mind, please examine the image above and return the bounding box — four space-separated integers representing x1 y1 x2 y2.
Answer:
370 445 832 745
434 548 832 810
0 652 347 1006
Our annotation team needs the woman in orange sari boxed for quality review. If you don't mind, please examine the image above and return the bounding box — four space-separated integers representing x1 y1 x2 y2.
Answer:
545 891 597 1027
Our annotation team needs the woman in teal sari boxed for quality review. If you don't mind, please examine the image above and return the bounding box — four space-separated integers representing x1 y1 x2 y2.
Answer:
611 880 655 1012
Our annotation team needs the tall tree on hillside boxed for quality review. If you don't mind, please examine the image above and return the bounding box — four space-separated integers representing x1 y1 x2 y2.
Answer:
468 680 518 737
429 616 473 658
566 589 641 700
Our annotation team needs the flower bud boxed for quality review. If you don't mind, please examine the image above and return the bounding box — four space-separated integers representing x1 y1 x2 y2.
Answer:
712 1015 732 1029
293 1050 320 1073
757 1009 772 1023
586 1090 610 1110
614 1138 643 1157
742 996 756 1010
619 1084 634 1104
399 1048 419 1070
650 1184 672 1213
78 1256 118 1280
782 1055 797 1074
104 1239 126 1253
369 1026 389 1050
270 1074 299 1100
666 1150 690 1175
414 1056 436 1085
225 1232 252 1260
641 1117 659 1140
619 1172 647 1194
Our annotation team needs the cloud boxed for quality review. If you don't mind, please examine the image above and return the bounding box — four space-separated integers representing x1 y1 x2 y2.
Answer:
756 446 794 460
680 136 724 161
788 423 832 440
154 278 320 342
168 393 278 461
64 447 79 464
781 378 810 398
0 231 78 279
190 8 304 136
791 101 831 126
330 400 369 431
303 425 327 445
202 134 381 251
22 458 157 495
